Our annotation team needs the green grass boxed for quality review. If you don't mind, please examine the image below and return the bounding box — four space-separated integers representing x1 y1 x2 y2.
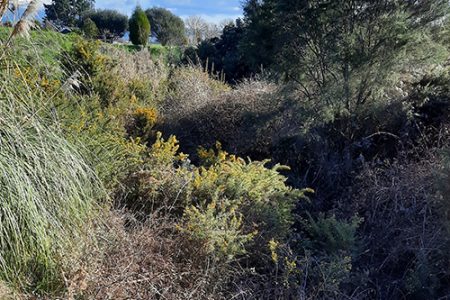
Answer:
118 43 183 62
0 69 105 292
0 27 78 65
0 26 182 67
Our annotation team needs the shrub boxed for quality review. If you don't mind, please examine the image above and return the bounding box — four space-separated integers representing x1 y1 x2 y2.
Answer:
61 38 108 95
119 132 191 216
119 133 310 262
181 143 310 261
64 40 169 110
60 40 169 190
104 46 170 105
159 76 280 159
129 6 150 47
348 154 450 299
180 200 255 260
160 64 230 133
53 90 146 190
127 106 158 140
62 39 133 108
82 18 99 39
302 214 361 255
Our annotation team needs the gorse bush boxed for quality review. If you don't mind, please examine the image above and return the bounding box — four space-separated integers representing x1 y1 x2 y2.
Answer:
64 39 169 110
61 39 117 108
62 39 107 79
180 200 255 260
119 132 192 216
193 143 308 245
119 134 310 262
58 41 164 189
127 106 158 140
60 96 146 188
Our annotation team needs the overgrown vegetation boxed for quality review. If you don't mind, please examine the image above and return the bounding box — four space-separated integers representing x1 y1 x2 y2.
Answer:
0 0 450 299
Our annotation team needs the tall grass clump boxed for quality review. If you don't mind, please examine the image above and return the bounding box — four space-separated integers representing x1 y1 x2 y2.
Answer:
0 89 103 292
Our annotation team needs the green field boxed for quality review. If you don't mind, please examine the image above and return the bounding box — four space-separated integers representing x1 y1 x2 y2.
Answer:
117 43 183 62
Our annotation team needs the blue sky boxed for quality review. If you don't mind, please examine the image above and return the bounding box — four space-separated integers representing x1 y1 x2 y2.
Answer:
8 0 243 25
94 0 243 23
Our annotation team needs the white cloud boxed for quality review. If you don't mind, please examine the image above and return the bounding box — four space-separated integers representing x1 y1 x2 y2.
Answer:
181 13 242 24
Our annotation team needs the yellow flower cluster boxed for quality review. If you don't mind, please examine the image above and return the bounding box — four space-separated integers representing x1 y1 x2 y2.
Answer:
13 66 61 94
198 141 238 167
134 106 158 128
269 239 279 263
151 132 188 165
75 39 107 67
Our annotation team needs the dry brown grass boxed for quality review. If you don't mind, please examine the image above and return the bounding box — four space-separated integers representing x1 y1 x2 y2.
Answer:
0 282 14 300
59 211 232 300
345 150 450 298
102 47 170 105
161 65 230 121
159 76 299 161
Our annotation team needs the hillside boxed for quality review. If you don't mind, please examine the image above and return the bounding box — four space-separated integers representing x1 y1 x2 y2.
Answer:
0 1 450 299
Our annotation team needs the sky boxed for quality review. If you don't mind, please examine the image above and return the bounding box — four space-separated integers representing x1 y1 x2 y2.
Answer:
13 0 243 25
94 0 243 23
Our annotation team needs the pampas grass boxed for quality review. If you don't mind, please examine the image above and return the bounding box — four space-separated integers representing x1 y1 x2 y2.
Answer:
5 0 40 46
0 0 8 20
0 8 107 292
0 67 105 292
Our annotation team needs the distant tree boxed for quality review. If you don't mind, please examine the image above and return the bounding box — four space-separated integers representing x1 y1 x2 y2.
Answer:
218 19 234 30
129 6 151 47
185 15 208 44
81 17 99 39
187 19 251 82
145 7 186 46
85 10 128 41
44 0 94 27
203 22 221 40
185 16 225 45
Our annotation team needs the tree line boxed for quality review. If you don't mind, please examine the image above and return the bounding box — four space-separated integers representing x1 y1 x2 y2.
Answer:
43 0 227 46
185 0 450 84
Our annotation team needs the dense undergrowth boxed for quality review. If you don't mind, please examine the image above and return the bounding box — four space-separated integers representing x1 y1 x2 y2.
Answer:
0 7 450 300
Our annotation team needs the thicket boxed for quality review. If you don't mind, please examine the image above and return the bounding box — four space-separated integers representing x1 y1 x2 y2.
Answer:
168 2 450 298
1 1 450 298
0 21 311 299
